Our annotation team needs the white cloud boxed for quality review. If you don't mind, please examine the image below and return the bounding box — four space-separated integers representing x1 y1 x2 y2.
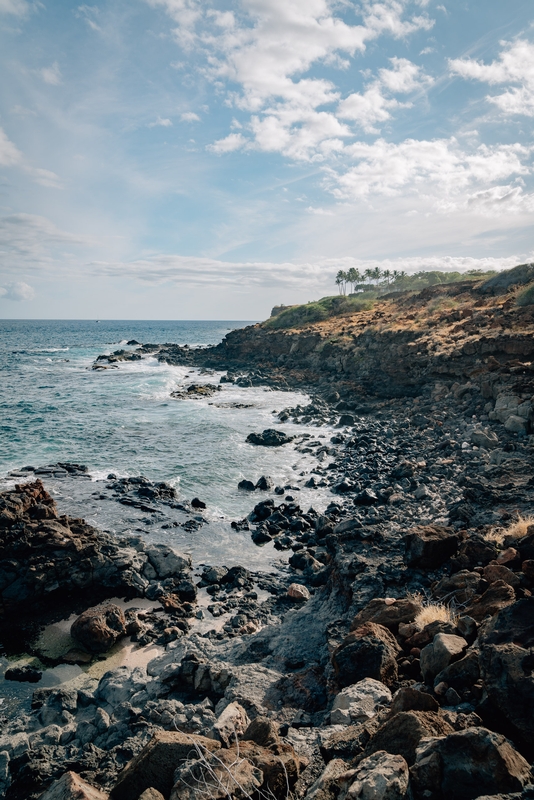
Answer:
0 281 35 301
91 251 526 292
39 62 62 85
0 128 62 187
208 132 248 153
76 5 102 32
0 214 87 270
328 137 533 214
450 39 534 117
0 0 30 16
338 58 432 132
146 0 434 160
0 127 23 166
148 116 173 127
180 111 200 122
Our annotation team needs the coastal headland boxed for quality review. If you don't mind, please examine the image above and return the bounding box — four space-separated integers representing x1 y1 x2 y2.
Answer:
1 264 534 800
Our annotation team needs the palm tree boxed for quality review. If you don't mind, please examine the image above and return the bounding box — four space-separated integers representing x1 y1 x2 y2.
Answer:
383 269 391 286
372 266 382 285
347 267 360 293
364 268 374 286
335 270 347 295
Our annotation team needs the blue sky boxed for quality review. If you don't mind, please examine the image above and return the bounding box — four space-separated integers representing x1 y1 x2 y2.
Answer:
1 0 534 318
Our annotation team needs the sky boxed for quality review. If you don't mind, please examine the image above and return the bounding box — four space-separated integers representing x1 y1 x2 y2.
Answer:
1 0 534 319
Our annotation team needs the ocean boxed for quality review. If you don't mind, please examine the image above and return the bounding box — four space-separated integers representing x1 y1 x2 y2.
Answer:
0 319 334 571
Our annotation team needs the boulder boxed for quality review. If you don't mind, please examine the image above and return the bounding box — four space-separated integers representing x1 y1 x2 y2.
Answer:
404 526 458 569
255 476 274 491
145 543 191 578
171 739 305 800
170 747 262 800
390 687 439 716
287 583 311 601
242 717 280 749
483 564 520 588
433 651 480 693
110 731 221 800
212 701 250 747
38 772 108 799
433 570 481 604
504 415 528 434
306 759 351 800
420 634 468 684
320 725 375 763
331 678 392 725
138 791 165 800
246 429 294 447
70 604 127 654
471 428 499 450
350 598 421 634
332 623 400 688
365 711 454 766
517 531 534 561
465 580 516 621
238 480 256 492
5 665 42 683
478 599 534 742
338 750 409 800
237 740 306 799
410 727 532 800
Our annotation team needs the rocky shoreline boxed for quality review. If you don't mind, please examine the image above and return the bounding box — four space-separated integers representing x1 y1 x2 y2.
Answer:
2 268 534 800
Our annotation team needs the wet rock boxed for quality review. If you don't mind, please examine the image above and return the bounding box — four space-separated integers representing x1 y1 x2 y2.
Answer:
238 479 256 491
38 771 108 799
404 525 458 569
246 429 294 447
338 750 409 800
5 665 42 683
146 543 191 578
350 598 421 634
332 623 400 688
255 476 274 491
330 678 392 725
354 488 379 506
71 603 127 654
0 481 149 612
110 731 221 800
288 583 311 601
366 711 454 766
191 497 206 509
410 727 532 800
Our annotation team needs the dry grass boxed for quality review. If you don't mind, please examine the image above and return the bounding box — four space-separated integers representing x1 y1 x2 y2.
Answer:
486 514 534 545
409 593 458 630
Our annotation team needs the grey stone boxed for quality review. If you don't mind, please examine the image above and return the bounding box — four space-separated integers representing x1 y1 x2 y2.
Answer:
420 634 467 683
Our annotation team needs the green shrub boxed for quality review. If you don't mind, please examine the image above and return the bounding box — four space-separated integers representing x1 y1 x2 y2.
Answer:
516 282 534 306
263 295 374 329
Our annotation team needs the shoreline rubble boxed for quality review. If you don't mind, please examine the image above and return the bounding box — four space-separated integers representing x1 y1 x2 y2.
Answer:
2 271 534 799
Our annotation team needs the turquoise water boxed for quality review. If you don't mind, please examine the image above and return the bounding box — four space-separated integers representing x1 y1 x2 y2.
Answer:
0 320 333 568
